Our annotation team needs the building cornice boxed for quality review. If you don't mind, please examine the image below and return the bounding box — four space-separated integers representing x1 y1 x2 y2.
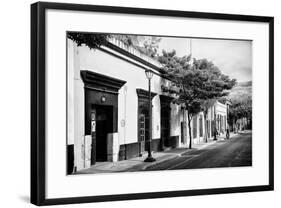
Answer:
106 37 163 71
81 70 126 93
136 88 157 100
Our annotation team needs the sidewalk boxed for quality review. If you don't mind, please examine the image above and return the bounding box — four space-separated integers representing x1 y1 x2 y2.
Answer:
76 133 238 174
76 150 181 174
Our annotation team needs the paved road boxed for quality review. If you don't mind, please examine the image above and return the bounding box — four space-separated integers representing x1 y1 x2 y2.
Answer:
145 131 252 171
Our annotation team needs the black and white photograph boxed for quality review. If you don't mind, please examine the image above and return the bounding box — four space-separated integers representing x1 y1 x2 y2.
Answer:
29 1 273 205
67 32 252 175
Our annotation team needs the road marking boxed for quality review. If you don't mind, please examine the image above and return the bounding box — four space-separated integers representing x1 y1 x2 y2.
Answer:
167 155 199 170
180 154 199 158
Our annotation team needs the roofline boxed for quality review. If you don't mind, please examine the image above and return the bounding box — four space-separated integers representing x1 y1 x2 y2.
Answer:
104 40 163 73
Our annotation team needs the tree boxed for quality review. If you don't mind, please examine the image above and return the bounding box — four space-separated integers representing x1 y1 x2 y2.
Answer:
194 58 236 142
67 32 111 50
227 81 252 132
142 36 162 58
67 33 162 58
228 96 252 132
112 34 140 46
158 51 236 148
113 35 161 58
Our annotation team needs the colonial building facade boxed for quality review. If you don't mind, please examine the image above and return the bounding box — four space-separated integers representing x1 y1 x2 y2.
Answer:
67 37 229 173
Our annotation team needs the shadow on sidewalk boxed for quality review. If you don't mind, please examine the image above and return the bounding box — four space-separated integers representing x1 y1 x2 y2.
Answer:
75 132 246 174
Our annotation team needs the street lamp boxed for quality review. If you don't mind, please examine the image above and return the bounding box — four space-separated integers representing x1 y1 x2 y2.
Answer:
144 70 156 162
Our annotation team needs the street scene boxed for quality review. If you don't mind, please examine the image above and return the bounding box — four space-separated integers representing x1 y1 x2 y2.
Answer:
76 130 251 174
144 131 252 171
67 32 252 174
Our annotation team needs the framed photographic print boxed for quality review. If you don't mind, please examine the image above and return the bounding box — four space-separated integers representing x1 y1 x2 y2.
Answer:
31 1 274 206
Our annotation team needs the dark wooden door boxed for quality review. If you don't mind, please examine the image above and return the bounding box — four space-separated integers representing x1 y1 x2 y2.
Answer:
181 121 187 144
161 106 170 148
91 105 113 162
96 114 107 161
139 114 146 154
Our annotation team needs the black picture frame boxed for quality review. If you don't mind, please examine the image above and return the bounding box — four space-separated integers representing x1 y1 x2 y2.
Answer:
31 1 274 206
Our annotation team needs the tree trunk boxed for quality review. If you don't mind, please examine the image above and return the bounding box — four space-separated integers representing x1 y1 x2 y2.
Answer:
187 111 192 149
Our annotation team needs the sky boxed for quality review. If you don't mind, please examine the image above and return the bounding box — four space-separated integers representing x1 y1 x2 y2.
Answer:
157 37 252 82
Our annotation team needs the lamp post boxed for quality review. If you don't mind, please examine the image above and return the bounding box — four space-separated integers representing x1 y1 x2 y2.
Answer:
144 70 156 162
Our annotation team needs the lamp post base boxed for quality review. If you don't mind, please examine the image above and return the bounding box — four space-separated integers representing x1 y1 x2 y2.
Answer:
144 156 156 162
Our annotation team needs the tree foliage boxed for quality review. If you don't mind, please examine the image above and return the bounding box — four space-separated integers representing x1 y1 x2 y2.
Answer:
113 35 161 58
228 96 252 125
158 51 236 148
227 81 252 130
67 32 111 50
67 33 162 58
158 51 236 111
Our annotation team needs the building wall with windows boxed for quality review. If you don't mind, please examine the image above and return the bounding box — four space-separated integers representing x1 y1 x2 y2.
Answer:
67 38 190 172
191 101 228 145
192 112 206 144
215 101 228 136
67 38 230 173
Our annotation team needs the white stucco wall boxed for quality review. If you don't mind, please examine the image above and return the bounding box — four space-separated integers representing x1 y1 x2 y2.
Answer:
190 101 228 144
216 101 227 115
68 40 185 169
76 45 165 143
215 101 228 134
67 39 75 145
68 40 87 170
192 112 206 144
170 103 181 137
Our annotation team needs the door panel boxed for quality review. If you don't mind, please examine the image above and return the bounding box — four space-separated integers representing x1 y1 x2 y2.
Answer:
139 114 146 154
90 109 96 165
91 105 113 163
161 106 170 148
181 121 187 144
96 119 107 161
